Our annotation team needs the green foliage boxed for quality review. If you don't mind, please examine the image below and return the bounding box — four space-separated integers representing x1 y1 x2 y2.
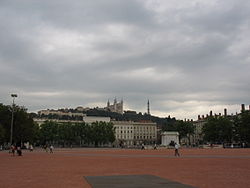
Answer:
202 116 233 143
0 103 38 144
0 124 6 143
233 111 250 143
175 120 195 140
39 121 59 144
162 120 194 140
38 121 116 147
89 122 115 146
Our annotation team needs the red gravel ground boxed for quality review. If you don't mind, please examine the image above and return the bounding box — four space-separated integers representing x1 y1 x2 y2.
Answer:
0 148 250 188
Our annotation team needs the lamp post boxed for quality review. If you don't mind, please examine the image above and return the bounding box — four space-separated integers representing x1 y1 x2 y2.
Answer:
10 94 17 145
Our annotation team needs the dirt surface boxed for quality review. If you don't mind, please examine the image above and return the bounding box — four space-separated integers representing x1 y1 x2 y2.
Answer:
0 148 250 188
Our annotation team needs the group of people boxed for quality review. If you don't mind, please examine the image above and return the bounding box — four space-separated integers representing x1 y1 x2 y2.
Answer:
140 143 180 157
10 145 22 156
8 144 55 156
43 144 54 153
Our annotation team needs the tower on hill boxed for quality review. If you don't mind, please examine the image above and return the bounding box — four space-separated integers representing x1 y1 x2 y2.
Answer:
106 98 123 114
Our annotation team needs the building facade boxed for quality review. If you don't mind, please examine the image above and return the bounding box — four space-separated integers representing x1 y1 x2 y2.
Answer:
38 109 86 118
112 121 157 146
34 116 110 126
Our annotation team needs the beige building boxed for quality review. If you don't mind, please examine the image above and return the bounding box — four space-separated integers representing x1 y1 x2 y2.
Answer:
34 116 110 126
83 116 110 124
33 118 83 126
38 109 86 117
112 121 157 146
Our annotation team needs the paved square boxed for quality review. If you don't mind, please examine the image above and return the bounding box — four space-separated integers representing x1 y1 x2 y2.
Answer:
85 174 196 188
0 148 250 188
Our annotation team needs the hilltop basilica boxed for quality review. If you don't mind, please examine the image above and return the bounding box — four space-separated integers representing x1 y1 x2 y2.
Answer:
106 98 123 114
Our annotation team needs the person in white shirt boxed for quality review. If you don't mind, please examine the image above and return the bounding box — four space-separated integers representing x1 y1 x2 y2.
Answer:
174 143 180 157
49 145 54 153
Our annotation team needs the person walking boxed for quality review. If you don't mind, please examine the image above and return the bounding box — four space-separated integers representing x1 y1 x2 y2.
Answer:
154 144 157 150
49 145 54 153
29 145 33 152
141 143 145 150
174 143 180 157
10 145 15 156
17 146 22 156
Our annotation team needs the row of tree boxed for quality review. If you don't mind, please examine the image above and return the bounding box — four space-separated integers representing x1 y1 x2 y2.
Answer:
203 111 250 144
0 104 115 147
1 103 250 147
39 121 116 147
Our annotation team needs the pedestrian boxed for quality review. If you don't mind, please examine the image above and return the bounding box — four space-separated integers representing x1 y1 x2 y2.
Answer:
141 143 145 150
154 144 157 150
174 143 180 157
29 145 33 152
44 144 49 152
17 146 22 156
49 145 54 153
10 145 15 156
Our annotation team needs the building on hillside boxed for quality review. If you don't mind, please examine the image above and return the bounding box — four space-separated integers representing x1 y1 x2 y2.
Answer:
33 118 83 126
83 116 110 124
112 121 157 147
38 109 86 118
34 116 110 126
106 98 123 114
161 132 179 146
75 106 90 112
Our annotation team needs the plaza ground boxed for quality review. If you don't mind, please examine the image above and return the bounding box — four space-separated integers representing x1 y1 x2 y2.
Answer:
0 148 250 188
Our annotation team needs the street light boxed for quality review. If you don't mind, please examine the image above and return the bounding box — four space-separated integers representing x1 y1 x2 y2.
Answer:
10 94 17 145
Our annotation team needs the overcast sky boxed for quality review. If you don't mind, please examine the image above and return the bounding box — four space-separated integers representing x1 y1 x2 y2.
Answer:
1 0 250 120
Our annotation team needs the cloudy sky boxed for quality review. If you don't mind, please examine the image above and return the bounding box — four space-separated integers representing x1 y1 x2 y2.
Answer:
0 0 250 120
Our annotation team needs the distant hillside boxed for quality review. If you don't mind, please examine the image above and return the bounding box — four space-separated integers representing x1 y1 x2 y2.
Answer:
86 108 176 127
34 108 176 127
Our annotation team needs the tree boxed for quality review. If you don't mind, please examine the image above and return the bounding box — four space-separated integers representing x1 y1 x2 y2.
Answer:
0 104 39 144
175 120 195 144
163 120 194 143
233 111 250 143
13 107 39 143
58 122 75 146
88 121 115 147
72 122 86 146
39 121 59 144
0 124 6 144
202 116 233 143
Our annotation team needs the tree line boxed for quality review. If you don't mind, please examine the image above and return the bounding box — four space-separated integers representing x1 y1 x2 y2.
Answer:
1 103 250 148
202 111 250 145
39 121 115 147
0 104 115 147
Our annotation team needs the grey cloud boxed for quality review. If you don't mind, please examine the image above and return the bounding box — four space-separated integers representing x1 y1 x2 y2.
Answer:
0 0 250 119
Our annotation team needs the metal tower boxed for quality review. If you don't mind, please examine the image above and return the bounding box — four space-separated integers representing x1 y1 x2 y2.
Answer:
147 99 150 115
